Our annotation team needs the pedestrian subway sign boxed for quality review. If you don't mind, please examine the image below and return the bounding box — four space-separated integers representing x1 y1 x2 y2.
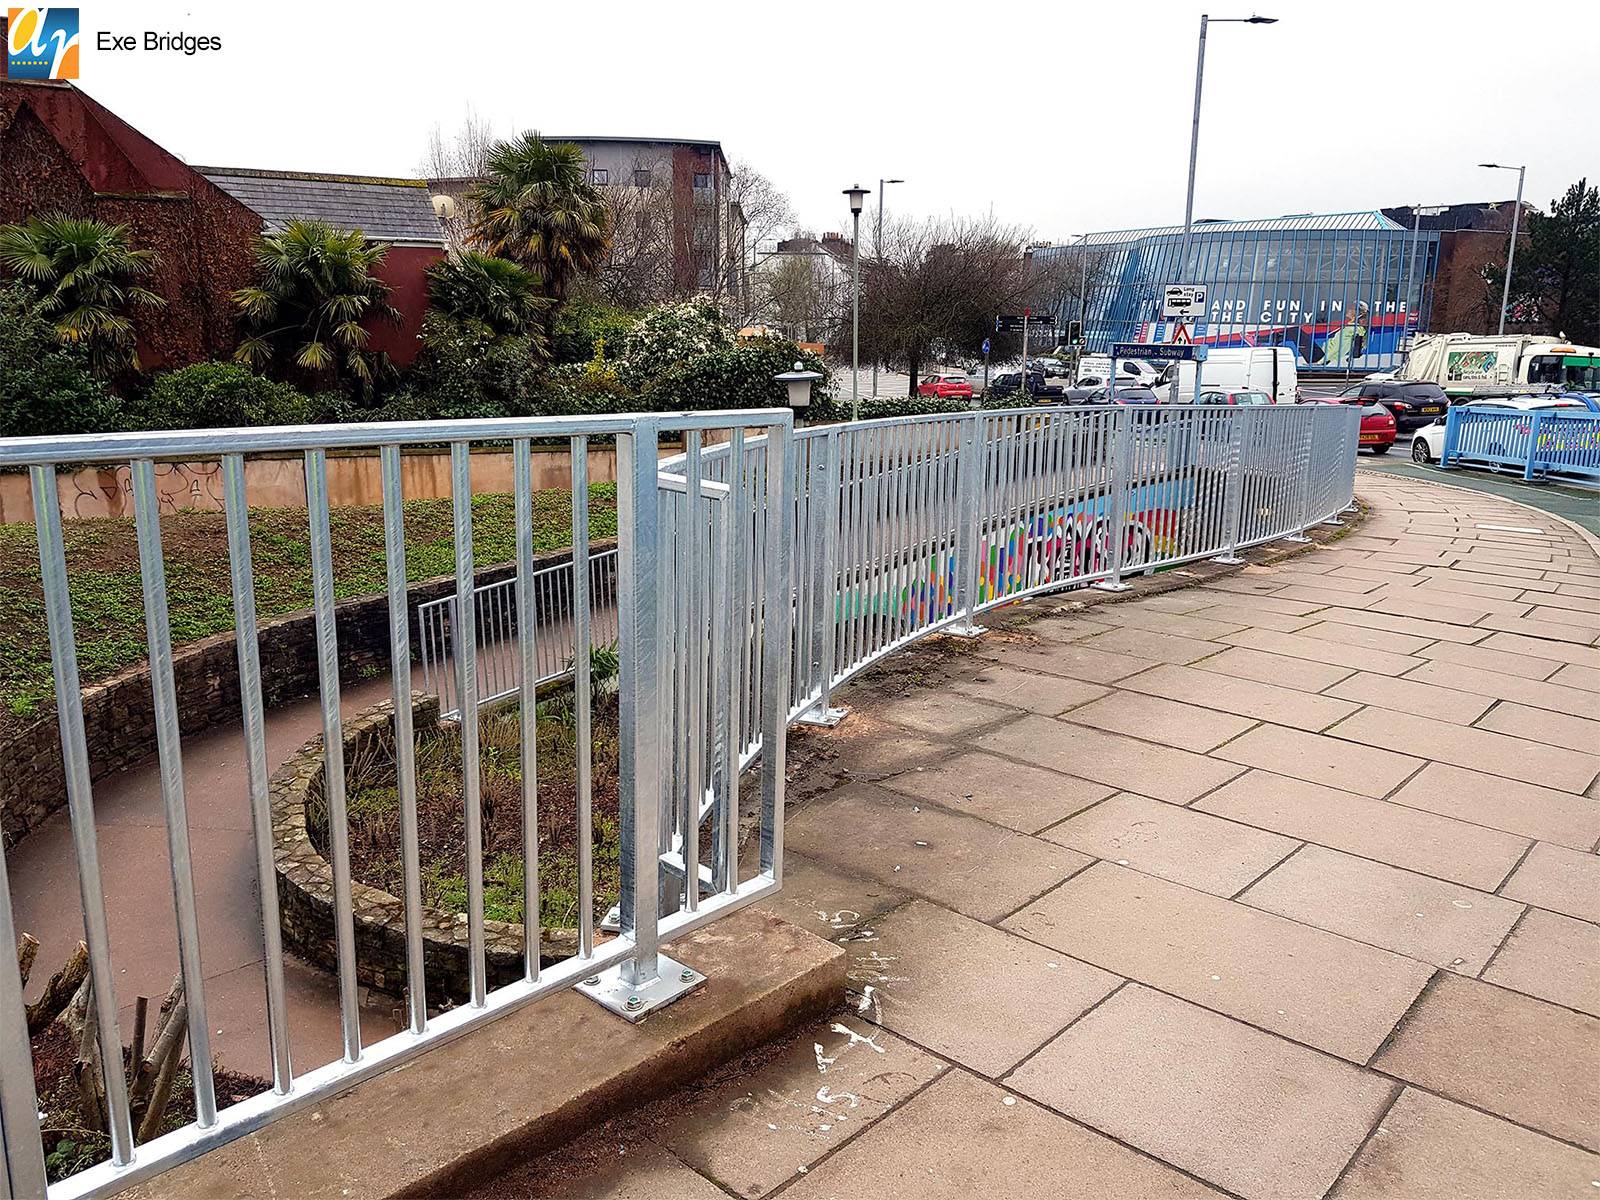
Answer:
1162 285 1208 319
1112 342 1202 362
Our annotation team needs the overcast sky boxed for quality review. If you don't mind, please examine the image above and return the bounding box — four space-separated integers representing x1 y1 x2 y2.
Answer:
80 0 1598 243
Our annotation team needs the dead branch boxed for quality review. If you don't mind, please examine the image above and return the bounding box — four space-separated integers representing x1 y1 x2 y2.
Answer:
16 932 39 987
26 940 87 1035
135 987 187 1143
70 976 106 1134
129 977 184 1120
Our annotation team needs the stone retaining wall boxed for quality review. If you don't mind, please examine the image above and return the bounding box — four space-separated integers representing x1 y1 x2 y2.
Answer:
0 541 613 848
272 694 578 1002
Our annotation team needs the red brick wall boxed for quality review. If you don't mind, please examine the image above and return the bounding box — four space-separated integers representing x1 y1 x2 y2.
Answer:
371 244 443 368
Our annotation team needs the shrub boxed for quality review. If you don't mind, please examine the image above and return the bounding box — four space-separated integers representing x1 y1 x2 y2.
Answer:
391 311 545 421
0 283 121 438
551 298 638 365
531 363 637 418
646 341 832 414
618 297 730 388
426 252 550 342
124 362 315 430
852 394 973 420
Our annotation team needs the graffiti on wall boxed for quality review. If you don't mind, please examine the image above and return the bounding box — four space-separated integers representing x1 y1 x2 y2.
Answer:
65 461 228 519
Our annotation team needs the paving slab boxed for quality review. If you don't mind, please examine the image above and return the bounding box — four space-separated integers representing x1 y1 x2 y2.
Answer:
1197 770 1530 890
857 900 1120 1076
1330 705 1600 793
1044 792 1297 897
1002 863 1432 1061
1367 590 1506 627
1476 611 1599 646
1477 700 1600 753
1074 625 1225 665
1193 645 1356 692
809 717 956 778
1087 607 1249 642
870 688 1018 737
1117 661 1358 731
1415 640 1563 680
977 715 1244 804
1401 658 1600 722
1480 630 1600 669
1212 724 1424 799
1197 588 1326 615
1387 762 1600 851
1186 602 1320 632
653 1015 945 1198
782 1068 1223 1200
1239 844 1523 973
1007 985 1395 1200
1373 972 1600 1150
470 1137 729 1200
881 749 1114 834
941 663 1109 715
1481 907 1600 1018
1309 605 1494 645
1553 662 1600 692
784 785 1091 923
1217 627 1425 676
1329 1086 1600 1200
1532 590 1600 616
1500 841 1600 924
980 639 1160 684
758 852 909 948
1060 689 1258 753
1325 672 1495 725
1295 620 1438 656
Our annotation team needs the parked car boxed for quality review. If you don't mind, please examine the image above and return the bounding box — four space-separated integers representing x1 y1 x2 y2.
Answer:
1335 379 1449 431
917 372 974 401
1302 395 1397 453
1409 393 1597 463
1196 388 1274 406
989 370 1064 401
1032 356 1071 378
1075 386 1162 405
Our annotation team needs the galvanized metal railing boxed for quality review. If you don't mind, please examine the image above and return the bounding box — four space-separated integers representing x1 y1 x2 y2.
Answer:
2 401 1358 1199
1441 405 1600 483
0 410 794 1200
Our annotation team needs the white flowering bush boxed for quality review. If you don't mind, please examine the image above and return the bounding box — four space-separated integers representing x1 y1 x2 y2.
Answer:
618 296 731 388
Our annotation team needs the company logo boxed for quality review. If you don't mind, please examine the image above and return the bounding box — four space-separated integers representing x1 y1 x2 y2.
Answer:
8 7 79 78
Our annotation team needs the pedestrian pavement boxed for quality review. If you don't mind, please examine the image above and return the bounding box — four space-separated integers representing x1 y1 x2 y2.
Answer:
475 471 1600 1200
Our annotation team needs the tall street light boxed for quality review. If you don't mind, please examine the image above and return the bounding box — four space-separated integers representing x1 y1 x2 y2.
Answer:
871 177 904 398
843 185 868 421
1179 14 1278 284
1480 162 1527 336
1404 204 1449 345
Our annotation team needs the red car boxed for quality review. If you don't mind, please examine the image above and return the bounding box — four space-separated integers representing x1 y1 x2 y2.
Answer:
1299 396 1396 454
917 372 974 401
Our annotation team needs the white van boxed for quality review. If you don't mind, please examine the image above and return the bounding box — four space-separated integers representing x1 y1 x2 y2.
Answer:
1173 347 1297 405
1076 355 1163 389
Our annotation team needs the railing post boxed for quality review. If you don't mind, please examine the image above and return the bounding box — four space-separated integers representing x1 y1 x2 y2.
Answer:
1283 409 1315 543
947 412 987 635
1093 406 1135 590
1318 409 1346 525
1523 412 1543 482
796 428 848 725
1439 406 1460 468
1211 408 1248 564
579 416 704 1021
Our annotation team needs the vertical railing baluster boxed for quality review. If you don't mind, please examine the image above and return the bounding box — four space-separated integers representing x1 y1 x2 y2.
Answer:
760 414 795 883
571 438 593 960
684 432 703 912
951 414 984 633
450 443 487 1007
130 460 217 1127
223 454 296 1083
0 814 48 1195
305 449 363 1061
515 438 542 982
1094 407 1135 591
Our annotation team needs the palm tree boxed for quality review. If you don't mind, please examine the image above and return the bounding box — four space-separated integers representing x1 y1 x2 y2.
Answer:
0 213 165 374
233 219 402 394
427 251 551 342
469 133 611 308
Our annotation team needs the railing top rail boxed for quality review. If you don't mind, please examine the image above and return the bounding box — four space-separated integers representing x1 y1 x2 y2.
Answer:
0 409 794 468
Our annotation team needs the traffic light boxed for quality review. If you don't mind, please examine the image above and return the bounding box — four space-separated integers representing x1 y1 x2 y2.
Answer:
1067 319 1083 345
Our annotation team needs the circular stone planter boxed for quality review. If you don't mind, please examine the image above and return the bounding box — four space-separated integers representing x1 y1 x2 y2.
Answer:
270 693 579 1003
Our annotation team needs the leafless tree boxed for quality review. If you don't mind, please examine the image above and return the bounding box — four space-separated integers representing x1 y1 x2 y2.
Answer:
582 149 679 309
859 214 1036 394
754 248 849 342
724 160 795 317
419 108 499 251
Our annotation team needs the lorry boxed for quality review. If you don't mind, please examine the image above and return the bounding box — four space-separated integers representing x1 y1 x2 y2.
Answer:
1396 334 1600 398
1170 347 1298 406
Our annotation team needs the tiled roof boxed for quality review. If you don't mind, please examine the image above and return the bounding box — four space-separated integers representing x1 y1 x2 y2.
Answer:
196 167 447 246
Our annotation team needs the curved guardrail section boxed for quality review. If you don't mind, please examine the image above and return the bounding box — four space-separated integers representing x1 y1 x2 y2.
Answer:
0 401 1356 1199
1440 405 1600 483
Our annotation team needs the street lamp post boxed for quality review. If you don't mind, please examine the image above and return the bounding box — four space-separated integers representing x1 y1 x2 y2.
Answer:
1179 14 1278 284
1480 162 1527 336
870 178 904 399
843 185 868 421
1403 204 1449 346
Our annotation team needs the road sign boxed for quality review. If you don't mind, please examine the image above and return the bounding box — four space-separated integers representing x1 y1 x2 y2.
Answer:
981 337 991 356
996 315 1024 332
1162 284 1208 319
1112 342 1197 362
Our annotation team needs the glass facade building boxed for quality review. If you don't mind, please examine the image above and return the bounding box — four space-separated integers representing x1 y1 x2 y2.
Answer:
1042 212 1442 374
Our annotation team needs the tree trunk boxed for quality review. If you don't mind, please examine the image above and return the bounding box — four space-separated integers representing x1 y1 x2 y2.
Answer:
26 940 87 1035
16 933 39 988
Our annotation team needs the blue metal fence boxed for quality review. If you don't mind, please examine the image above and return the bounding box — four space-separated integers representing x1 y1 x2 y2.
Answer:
1441 407 1600 483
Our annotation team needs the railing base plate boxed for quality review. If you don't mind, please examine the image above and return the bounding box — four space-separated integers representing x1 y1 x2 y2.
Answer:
1281 534 1313 544
1320 517 1344 527
1092 581 1130 593
943 623 987 639
794 704 849 728
576 954 704 1022
1209 554 1244 565
600 904 622 933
